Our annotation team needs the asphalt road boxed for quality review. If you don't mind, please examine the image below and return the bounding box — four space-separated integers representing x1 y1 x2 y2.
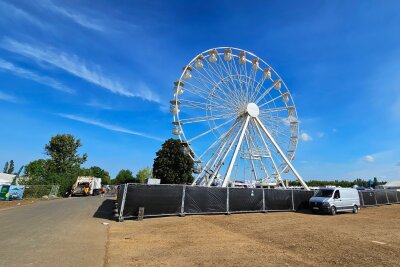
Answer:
0 196 113 267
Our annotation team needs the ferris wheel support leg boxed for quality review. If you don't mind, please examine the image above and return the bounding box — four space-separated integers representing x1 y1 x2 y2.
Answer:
254 117 310 191
222 115 251 187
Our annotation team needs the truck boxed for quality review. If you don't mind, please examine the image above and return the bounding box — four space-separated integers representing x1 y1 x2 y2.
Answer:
71 176 102 196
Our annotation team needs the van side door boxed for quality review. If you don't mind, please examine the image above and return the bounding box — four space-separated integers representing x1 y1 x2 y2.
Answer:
333 190 341 209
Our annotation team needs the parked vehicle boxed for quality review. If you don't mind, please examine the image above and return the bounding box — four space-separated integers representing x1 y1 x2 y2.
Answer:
71 176 102 196
309 188 360 215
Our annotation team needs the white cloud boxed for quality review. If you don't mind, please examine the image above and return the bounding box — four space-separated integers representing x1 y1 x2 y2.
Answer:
332 128 337 132
43 1 104 31
1 38 161 103
86 99 114 110
57 113 164 142
0 91 20 103
0 59 74 93
362 155 375 163
317 132 325 138
0 1 46 29
300 132 313 142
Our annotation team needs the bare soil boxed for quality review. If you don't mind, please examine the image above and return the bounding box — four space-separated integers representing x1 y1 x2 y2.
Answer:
106 205 400 267
0 198 45 209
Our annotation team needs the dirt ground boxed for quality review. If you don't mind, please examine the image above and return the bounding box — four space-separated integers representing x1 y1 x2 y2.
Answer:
0 198 45 209
106 204 400 267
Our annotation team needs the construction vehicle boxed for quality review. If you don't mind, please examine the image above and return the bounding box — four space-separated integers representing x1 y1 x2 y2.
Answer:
71 176 102 196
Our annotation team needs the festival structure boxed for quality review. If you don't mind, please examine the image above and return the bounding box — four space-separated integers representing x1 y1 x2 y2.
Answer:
170 47 309 190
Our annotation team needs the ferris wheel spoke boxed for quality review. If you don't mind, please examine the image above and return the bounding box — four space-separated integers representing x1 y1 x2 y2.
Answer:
180 98 228 110
230 55 246 100
184 82 236 109
187 116 237 143
253 83 276 105
180 113 235 124
193 60 242 105
197 119 241 161
202 56 242 105
215 53 244 103
259 106 289 113
190 69 241 107
258 94 285 109
250 75 268 103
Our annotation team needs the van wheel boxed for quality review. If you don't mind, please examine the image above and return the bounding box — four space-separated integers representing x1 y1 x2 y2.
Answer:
330 206 336 216
353 205 359 214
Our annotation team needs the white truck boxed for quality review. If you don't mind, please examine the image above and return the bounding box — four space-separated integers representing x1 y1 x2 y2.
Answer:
71 176 102 196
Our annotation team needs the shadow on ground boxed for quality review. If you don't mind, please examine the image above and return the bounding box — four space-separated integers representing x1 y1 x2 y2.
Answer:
93 198 116 220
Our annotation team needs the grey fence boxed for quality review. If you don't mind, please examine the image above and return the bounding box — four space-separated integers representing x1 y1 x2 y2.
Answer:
117 184 314 221
359 190 400 207
23 185 59 198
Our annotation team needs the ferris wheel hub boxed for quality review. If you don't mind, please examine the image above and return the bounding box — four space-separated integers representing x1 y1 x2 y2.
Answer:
246 103 260 118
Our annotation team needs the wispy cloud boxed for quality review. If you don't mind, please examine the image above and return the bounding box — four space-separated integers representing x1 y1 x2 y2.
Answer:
300 132 313 142
86 99 114 110
1 38 161 102
362 155 375 163
0 1 46 29
0 59 74 93
317 132 325 138
57 113 164 142
0 91 20 103
42 0 104 32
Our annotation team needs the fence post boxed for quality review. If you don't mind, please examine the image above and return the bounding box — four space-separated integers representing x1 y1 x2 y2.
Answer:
226 187 230 214
118 183 128 222
359 191 364 207
180 185 186 216
262 187 266 213
291 189 295 211
374 191 378 206
385 190 390 204
396 191 399 203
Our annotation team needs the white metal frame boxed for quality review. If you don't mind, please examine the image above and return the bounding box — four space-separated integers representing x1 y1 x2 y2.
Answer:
171 47 309 190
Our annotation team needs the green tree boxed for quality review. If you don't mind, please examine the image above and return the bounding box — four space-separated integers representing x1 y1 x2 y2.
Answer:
373 177 379 188
153 139 194 184
45 134 88 173
136 167 152 184
8 160 14 174
3 161 9 173
113 169 135 184
79 166 111 185
23 159 49 184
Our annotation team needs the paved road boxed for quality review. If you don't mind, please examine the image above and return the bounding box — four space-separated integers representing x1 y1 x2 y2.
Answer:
0 196 114 267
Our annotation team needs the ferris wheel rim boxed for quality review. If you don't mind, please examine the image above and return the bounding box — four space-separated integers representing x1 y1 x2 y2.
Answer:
173 47 299 161
171 47 301 184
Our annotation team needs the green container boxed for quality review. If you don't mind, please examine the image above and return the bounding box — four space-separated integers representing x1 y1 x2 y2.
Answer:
0 185 10 201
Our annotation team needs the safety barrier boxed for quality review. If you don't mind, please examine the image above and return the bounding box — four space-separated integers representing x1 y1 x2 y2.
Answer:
117 185 399 221
117 184 314 221
359 190 400 207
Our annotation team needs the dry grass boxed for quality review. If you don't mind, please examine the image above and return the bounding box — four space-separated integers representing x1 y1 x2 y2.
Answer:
106 205 400 266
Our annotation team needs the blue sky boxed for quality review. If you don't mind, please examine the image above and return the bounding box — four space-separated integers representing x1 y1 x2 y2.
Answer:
0 0 399 180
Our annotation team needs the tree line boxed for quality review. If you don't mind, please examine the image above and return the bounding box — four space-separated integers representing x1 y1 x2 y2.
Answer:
4 134 387 196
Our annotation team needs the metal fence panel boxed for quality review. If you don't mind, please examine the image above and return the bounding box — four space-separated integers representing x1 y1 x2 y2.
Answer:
122 184 183 218
184 186 227 214
375 190 388 205
265 189 292 211
293 190 315 210
360 191 376 206
387 191 397 204
228 188 263 212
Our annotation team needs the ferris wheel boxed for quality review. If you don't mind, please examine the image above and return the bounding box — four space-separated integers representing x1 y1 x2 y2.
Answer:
170 47 309 190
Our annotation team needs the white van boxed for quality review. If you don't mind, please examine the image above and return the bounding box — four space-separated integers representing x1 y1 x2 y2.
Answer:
309 188 360 215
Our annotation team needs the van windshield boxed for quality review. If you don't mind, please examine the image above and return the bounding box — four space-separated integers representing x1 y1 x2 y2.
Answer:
314 189 334 197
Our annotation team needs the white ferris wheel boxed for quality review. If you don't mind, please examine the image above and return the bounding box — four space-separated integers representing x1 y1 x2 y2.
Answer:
170 47 309 190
